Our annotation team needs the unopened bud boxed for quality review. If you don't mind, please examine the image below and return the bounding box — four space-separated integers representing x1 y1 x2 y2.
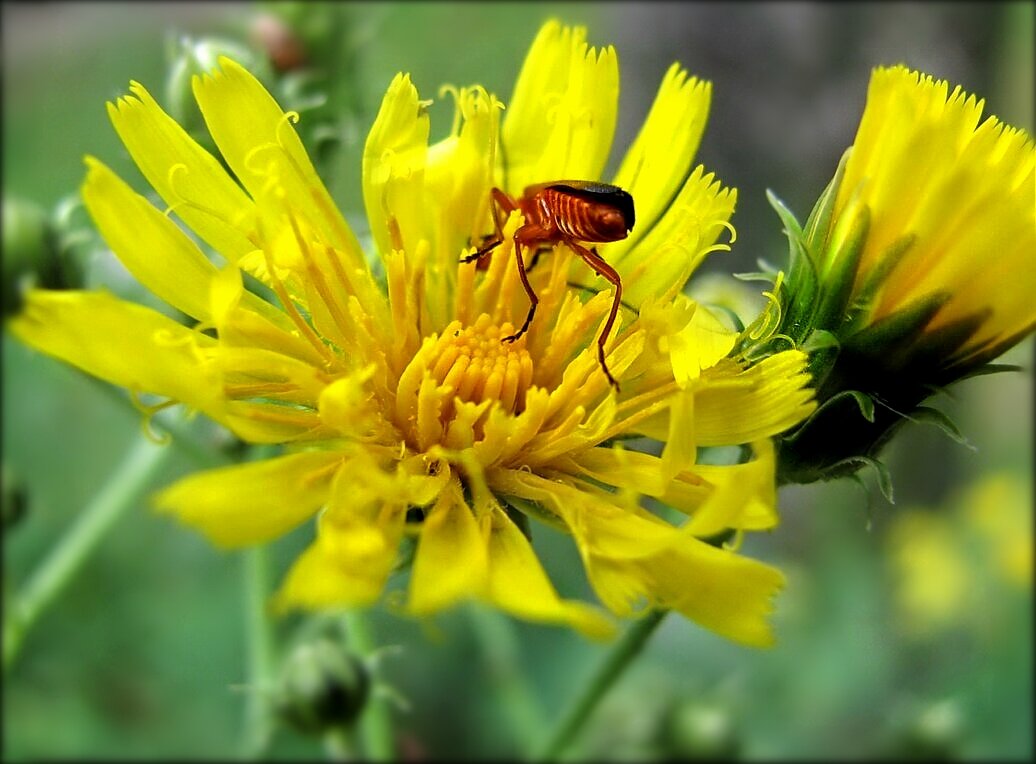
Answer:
275 638 370 735
664 699 739 759
3 197 62 316
895 698 965 759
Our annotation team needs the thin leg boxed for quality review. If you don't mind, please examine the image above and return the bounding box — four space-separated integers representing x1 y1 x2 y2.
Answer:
567 239 622 389
462 188 516 264
503 224 550 343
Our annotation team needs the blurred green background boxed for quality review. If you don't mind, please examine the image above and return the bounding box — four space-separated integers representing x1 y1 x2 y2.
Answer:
2 1 1032 760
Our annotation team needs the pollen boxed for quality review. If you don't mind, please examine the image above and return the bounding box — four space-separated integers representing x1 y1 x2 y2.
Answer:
431 314 534 412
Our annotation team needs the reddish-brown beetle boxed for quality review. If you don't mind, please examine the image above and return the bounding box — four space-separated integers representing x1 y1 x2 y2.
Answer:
463 181 635 388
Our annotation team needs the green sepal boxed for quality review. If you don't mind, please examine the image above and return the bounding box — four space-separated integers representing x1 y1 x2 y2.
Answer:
908 406 974 449
827 454 895 504
952 362 1024 381
782 387 875 443
801 328 841 355
843 233 916 330
800 328 841 387
843 292 949 361
734 270 779 283
845 390 876 422
900 309 987 374
766 190 819 344
813 206 870 332
803 147 851 251
941 319 1036 381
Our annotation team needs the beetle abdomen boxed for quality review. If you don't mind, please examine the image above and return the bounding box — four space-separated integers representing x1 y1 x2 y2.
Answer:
542 187 629 243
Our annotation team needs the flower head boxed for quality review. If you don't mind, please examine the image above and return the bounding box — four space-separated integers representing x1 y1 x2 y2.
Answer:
747 65 1036 484
8 21 815 646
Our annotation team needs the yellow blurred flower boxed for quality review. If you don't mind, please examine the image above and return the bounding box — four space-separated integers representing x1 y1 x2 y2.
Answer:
887 510 971 637
8 21 815 646
887 471 1032 638
962 472 1032 588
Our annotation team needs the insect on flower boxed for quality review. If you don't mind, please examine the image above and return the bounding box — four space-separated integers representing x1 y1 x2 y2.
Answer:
463 181 635 388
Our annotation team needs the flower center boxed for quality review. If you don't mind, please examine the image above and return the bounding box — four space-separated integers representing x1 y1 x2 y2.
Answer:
431 314 533 412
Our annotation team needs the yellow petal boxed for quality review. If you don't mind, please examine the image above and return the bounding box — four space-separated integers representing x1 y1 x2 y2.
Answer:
362 72 430 260
693 351 815 445
9 290 223 416
424 85 503 326
275 456 414 610
608 64 711 261
81 158 220 322
615 167 737 307
562 447 705 501
499 471 784 646
407 482 488 614
587 540 784 647
209 265 321 363
484 507 615 639
274 532 386 611
686 440 779 536
426 86 503 245
106 81 258 262
501 20 618 191
661 388 695 481
192 58 366 268
667 298 738 387
153 450 343 546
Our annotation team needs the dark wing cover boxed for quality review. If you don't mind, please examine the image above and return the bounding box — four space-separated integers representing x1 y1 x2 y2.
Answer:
545 181 636 230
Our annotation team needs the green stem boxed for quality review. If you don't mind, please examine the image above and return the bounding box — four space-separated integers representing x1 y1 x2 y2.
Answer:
3 434 175 669
468 605 544 745
342 609 395 761
241 545 276 759
531 609 669 761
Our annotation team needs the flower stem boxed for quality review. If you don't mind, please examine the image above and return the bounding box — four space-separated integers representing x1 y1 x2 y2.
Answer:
531 609 669 761
3 434 174 669
241 545 276 758
342 609 395 761
468 605 544 745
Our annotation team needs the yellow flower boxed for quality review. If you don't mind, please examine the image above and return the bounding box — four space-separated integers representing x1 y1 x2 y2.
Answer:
827 66 1036 375
755 65 1036 485
8 21 814 646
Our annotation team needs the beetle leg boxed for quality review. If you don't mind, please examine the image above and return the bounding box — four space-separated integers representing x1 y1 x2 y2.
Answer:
462 187 516 264
566 239 622 389
502 224 551 343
